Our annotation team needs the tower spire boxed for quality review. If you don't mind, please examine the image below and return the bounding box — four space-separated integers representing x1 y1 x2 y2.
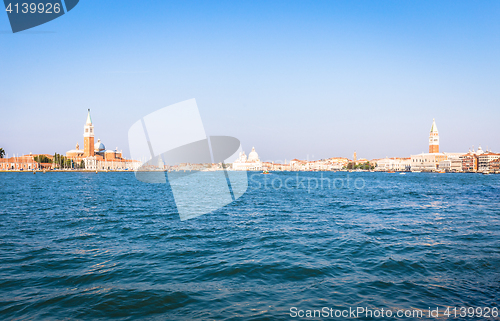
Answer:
429 118 439 153
83 109 95 157
430 118 438 133
86 109 92 125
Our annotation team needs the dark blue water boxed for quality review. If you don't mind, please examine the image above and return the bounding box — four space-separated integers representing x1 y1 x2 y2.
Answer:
0 172 499 320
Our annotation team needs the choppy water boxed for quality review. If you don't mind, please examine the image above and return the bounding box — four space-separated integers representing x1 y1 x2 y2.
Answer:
0 172 499 320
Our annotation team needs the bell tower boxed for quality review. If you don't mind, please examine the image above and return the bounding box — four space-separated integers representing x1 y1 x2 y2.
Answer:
83 109 95 157
429 118 439 153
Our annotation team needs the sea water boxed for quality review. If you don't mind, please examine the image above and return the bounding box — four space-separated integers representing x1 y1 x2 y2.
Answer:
0 172 499 320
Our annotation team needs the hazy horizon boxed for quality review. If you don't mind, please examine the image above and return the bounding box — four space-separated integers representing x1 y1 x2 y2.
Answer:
1 1 499 161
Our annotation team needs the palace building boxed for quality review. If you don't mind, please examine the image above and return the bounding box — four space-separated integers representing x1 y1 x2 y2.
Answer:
410 119 463 171
65 110 140 171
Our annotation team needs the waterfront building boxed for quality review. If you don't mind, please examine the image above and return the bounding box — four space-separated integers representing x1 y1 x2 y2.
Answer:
328 162 344 171
477 152 500 172
460 153 478 172
490 158 500 173
459 146 485 172
289 159 307 171
310 160 329 171
259 161 291 171
410 153 449 171
326 157 349 170
277 163 291 171
369 159 381 168
0 154 39 170
438 157 463 172
429 119 439 153
375 157 411 171
231 147 262 171
261 162 272 171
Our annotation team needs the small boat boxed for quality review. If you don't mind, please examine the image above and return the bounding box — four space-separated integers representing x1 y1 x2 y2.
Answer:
399 172 406 175
262 170 270 174
387 170 395 173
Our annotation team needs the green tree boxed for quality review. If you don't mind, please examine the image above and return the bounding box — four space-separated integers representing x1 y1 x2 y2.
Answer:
0 148 5 158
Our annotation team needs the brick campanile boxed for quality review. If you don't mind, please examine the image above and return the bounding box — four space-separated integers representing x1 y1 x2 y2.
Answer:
83 109 95 157
429 118 439 153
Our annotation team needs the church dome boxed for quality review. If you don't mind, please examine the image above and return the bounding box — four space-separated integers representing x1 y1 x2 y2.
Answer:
94 138 105 152
236 151 247 163
248 147 259 162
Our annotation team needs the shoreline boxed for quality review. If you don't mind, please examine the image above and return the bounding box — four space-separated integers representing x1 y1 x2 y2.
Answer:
0 170 497 174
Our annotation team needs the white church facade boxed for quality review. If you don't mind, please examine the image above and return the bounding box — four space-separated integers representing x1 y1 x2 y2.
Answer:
231 147 262 171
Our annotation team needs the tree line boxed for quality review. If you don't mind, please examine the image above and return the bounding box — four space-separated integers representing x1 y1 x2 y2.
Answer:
346 161 374 170
34 153 85 169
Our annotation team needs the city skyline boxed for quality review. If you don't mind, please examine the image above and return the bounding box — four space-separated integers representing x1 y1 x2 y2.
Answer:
2 114 498 174
0 114 495 164
1 1 499 159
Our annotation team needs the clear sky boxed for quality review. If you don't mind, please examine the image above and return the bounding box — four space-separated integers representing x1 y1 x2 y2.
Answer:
1 0 499 161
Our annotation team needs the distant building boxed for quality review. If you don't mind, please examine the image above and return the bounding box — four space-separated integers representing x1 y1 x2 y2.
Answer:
263 162 292 171
65 110 140 170
438 157 463 172
460 153 478 172
477 152 500 172
490 158 500 173
429 119 439 153
326 157 349 170
459 146 485 172
289 159 309 171
410 153 448 171
231 147 262 171
375 157 411 171
0 154 39 170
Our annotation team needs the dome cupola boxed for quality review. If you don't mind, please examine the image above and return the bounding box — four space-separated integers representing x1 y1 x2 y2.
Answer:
248 147 259 162
94 138 105 152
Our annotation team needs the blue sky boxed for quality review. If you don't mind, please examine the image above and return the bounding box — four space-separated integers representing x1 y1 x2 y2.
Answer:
1 0 499 161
